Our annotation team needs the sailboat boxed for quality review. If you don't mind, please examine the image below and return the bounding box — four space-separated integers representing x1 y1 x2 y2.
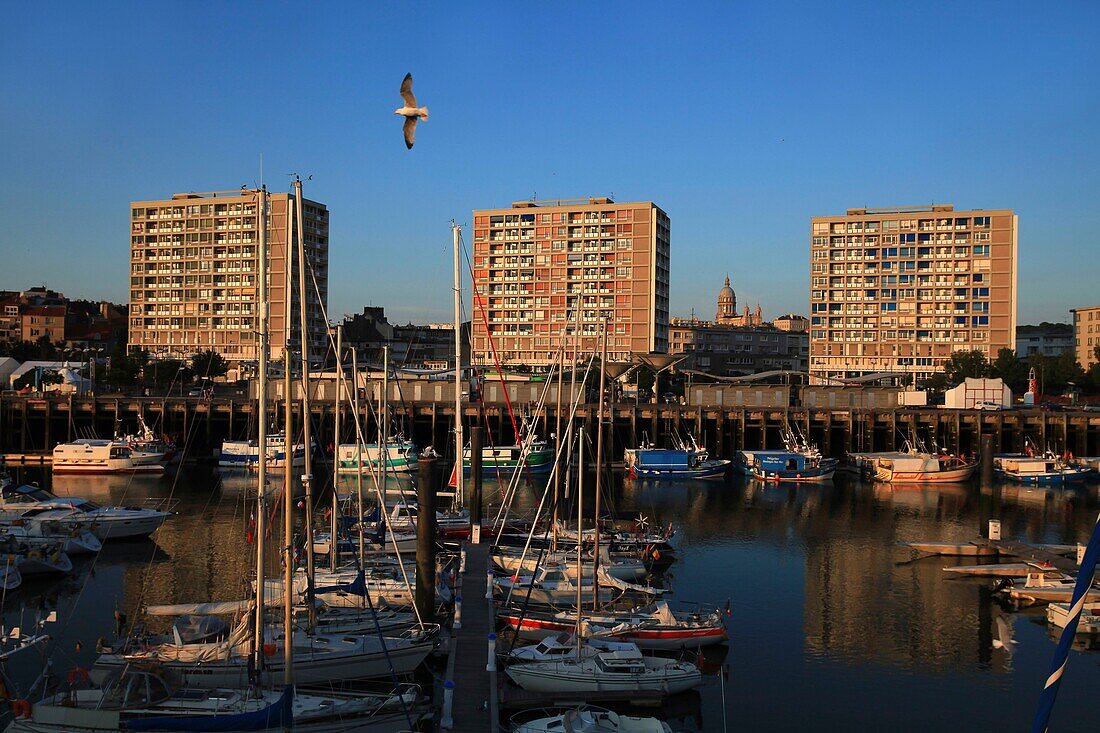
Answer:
504 347 703 700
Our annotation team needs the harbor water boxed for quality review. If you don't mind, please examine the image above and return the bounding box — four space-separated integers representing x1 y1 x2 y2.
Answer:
3 465 1099 732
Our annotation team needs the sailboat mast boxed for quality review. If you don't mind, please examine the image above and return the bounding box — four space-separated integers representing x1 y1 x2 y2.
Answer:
253 185 269 677
352 347 365 573
294 177 316 629
331 325 341 574
552 343 563 553
575 429 584 656
282 201 295 685
381 344 389 510
453 223 465 509
593 319 607 610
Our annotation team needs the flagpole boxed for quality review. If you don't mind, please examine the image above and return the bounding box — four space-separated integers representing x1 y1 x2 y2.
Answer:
1031 510 1100 732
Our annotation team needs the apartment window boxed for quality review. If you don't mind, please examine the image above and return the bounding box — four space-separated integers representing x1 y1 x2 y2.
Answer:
974 216 990 228
971 287 989 298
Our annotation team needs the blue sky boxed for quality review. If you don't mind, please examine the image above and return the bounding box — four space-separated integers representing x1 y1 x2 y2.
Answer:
1 1 1097 325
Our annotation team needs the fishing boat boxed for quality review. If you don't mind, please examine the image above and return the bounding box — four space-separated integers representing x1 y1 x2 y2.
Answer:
625 435 730 480
219 432 309 469
6 667 429 733
511 705 676 733
336 437 419 474
996 455 1091 484
499 600 728 650
1047 601 1100 633
116 415 176 465
505 647 701 696
751 451 837 483
51 439 166 474
0 484 172 540
860 448 977 483
463 438 555 476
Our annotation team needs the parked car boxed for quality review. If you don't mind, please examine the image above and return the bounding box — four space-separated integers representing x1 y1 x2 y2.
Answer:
1039 401 1065 412
976 400 1005 411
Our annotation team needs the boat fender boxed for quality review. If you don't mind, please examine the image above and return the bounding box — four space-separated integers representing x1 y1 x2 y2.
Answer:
11 699 31 718
67 667 90 686
262 643 277 656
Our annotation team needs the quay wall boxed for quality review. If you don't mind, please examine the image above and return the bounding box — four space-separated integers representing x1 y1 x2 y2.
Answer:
3 392 1099 463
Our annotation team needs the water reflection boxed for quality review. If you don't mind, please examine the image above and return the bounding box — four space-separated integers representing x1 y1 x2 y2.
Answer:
3 466 1100 731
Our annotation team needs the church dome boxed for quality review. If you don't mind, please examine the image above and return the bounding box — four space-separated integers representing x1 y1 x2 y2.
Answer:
716 275 736 321
718 275 734 300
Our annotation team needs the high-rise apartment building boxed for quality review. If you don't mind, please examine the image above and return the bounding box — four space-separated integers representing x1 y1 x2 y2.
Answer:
1071 305 1100 368
809 205 1017 382
129 189 329 364
470 198 670 368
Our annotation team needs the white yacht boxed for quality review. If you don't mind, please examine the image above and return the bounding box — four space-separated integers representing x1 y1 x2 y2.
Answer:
0 483 172 540
52 439 166 474
512 706 676 733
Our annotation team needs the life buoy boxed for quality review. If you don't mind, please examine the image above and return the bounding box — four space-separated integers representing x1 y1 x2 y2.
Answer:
67 667 90 686
11 699 31 718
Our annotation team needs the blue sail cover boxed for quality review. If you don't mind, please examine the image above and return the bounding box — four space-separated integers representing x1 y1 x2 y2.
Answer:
315 569 367 596
122 685 293 731
1031 514 1100 732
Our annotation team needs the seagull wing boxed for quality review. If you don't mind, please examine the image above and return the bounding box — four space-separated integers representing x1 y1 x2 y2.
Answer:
403 116 417 149
400 73 417 107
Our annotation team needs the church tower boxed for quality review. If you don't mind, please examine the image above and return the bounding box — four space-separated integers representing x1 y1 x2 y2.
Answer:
716 275 736 323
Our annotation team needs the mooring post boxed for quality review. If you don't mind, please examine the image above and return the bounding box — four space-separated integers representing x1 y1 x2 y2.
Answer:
980 433 994 487
415 455 438 620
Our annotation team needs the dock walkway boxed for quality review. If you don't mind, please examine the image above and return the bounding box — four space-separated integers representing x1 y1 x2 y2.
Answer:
446 542 496 732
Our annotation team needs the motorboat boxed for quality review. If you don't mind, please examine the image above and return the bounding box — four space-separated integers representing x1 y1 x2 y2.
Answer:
853 449 976 483
505 647 702 696
6 667 429 733
0 484 172 540
1047 601 1100 633
0 536 72 576
511 705 676 733
116 415 176 465
625 435 730 480
51 439 165 474
219 432 309 469
996 572 1100 606
336 438 419 474
378 501 471 538
499 600 728 650
2 518 102 555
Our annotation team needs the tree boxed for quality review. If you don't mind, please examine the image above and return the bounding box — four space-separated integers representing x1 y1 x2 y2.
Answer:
145 359 191 387
992 348 1028 394
1085 346 1100 395
943 350 991 386
190 350 229 381
920 372 949 402
13 368 64 391
1029 352 1084 395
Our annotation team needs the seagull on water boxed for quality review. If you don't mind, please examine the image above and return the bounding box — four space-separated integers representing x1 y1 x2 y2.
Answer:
395 72 429 149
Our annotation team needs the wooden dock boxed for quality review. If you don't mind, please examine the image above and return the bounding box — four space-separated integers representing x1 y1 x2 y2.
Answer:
444 542 496 732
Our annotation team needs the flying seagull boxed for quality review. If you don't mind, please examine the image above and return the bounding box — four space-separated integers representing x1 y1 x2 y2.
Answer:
395 73 429 149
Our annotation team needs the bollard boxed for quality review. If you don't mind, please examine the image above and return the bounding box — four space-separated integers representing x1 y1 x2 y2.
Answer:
980 434 994 487
1079 544 1087 566
454 595 463 630
988 519 1001 541
486 633 497 672
441 680 455 729
485 570 494 599
460 548 467 574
